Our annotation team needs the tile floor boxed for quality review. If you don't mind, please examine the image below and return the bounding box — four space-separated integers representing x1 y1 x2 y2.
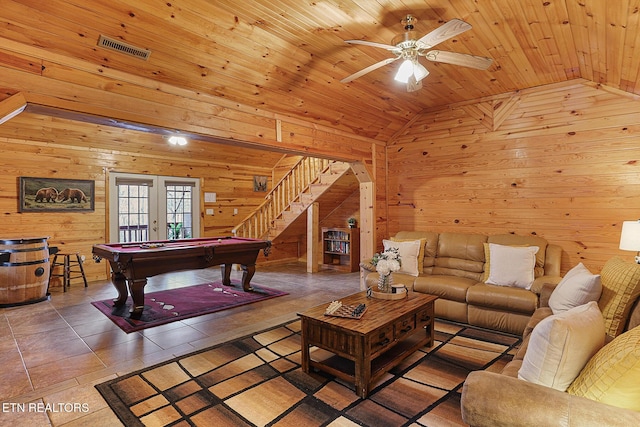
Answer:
0 262 361 426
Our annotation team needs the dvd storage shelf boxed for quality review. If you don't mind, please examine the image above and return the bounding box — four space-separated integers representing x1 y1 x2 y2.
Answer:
322 227 359 272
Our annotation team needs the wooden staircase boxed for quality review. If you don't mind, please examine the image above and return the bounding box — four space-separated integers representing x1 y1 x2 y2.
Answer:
232 157 351 240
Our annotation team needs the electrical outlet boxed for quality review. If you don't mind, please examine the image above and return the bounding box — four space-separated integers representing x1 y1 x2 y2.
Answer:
233 208 238 215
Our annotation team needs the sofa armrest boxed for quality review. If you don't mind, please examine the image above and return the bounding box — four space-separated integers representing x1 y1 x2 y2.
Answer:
530 274 562 295
359 259 376 272
461 371 640 427
538 282 559 307
544 244 563 277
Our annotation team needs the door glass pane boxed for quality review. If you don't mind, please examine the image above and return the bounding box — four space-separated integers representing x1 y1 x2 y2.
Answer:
118 184 149 242
166 185 193 239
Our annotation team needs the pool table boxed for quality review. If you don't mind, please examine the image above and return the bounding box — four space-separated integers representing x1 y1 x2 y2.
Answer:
92 237 271 318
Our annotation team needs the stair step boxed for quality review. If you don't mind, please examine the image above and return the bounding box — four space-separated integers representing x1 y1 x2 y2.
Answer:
300 193 314 204
318 172 341 184
289 202 306 213
329 162 349 174
310 183 330 192
272 218 288 231
281 210 298 221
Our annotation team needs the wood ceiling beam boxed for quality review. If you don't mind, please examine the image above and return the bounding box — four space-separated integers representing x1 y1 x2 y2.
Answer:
0 92 27 125
0 68 375 163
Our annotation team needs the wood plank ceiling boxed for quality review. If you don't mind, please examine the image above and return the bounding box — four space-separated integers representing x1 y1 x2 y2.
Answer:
0 0 638 143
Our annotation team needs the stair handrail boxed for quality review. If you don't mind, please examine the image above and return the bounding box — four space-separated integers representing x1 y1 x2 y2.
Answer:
232 157 332 238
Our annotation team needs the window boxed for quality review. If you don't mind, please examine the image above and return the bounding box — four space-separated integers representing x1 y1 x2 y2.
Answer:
165 182 194 239
117 179 151 243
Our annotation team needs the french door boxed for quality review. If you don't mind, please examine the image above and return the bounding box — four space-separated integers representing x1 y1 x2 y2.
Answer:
108 172 200 243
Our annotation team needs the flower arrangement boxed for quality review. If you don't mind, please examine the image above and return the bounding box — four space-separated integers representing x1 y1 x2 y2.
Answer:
372 247 401 275
372 247 401 292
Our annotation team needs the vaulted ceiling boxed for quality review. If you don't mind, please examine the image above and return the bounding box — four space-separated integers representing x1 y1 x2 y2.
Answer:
1 0 638 143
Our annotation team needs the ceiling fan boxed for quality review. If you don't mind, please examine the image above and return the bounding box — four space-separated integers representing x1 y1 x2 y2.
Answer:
341 15 492 92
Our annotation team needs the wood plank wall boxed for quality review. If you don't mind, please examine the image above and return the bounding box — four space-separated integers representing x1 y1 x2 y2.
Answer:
388 80 640 273
386 79 640 274
0 120 282 285
374 142 389 247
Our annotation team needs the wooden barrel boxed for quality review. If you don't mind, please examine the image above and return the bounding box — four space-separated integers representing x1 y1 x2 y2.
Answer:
0 237 50 307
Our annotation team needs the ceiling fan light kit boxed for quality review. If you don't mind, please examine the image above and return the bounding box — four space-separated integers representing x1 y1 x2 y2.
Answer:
394 60 413 83
342 15 492 92
394 58 429 84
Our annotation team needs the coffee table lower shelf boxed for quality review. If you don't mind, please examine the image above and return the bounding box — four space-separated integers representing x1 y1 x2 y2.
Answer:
308 332 429 390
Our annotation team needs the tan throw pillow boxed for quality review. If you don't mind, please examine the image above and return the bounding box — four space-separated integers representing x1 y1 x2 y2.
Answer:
549 263 602 314
482 243 490 282
383 239 421 277
484 243 539 290
568 325 640 411
391 237 426 273
518 301 605 391
598 257 640 337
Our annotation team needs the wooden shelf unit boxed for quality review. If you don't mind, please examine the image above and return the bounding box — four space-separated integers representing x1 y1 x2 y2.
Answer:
322 227 359 272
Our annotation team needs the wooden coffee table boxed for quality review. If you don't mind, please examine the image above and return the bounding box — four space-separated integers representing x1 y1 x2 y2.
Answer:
298 290 437 398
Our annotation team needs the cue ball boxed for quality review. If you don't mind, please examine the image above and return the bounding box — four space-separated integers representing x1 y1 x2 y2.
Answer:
218 239 222 242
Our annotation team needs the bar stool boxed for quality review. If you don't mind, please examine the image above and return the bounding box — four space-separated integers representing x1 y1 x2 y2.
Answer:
49 252 88 292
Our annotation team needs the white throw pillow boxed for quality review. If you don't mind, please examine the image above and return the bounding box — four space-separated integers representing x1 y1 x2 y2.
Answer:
485 243 539 289
549 263 602 314
518 301 605 391
383 239 421 276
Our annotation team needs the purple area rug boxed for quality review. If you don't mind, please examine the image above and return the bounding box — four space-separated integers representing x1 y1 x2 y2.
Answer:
91 280 288 333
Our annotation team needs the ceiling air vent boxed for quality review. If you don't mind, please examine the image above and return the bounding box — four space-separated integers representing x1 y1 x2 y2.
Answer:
97 35 151 60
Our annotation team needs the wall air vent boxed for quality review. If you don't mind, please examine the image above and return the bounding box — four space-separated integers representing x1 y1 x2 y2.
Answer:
97 35 151 60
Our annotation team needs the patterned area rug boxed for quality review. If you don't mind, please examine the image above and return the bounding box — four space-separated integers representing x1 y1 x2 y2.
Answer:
96 319 520 426
91 280 288 333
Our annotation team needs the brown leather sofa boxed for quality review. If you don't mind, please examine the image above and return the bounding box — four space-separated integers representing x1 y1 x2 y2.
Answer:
461 258 640 426
362 231 563 335
461 364 640 427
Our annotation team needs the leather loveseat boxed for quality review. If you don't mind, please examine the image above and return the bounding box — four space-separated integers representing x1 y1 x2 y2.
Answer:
362 231 563 335
461 256 640 426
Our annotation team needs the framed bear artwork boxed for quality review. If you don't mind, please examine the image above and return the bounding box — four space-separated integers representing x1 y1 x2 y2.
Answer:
19 177 95 212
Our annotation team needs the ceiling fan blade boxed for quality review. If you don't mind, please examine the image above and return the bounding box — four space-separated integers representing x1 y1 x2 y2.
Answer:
424 50 493 70
416 18 472 49
340 57 399 83
344 39 399 51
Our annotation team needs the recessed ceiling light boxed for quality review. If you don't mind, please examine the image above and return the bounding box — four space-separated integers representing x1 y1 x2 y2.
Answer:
168 136 188 146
